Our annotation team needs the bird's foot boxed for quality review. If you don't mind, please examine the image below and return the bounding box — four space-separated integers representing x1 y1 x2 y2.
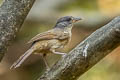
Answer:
62 53 67 58
46 66 50 71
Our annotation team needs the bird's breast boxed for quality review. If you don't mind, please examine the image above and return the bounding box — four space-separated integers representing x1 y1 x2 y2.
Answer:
49 39 68 49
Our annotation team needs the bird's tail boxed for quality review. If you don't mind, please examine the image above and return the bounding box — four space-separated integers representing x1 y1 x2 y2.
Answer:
10 47 34 69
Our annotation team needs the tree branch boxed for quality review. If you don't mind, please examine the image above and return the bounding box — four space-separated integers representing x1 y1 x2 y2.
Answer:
39 16 120 80
0 0 35 61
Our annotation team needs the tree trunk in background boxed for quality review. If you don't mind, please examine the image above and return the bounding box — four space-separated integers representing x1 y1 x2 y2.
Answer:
0 0 35 61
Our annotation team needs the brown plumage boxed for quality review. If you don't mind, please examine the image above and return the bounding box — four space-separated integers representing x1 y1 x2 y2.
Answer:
10 16 82 69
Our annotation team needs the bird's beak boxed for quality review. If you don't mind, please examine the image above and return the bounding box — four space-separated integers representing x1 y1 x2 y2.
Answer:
72 17 82 23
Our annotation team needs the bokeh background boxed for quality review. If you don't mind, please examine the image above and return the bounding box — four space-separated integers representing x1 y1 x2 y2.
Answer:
0 0 120 80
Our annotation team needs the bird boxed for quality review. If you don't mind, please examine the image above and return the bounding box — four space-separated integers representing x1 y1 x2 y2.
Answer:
10 16 82 69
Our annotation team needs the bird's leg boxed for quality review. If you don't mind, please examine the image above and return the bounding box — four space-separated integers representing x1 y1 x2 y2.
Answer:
50 49 67 57
40 54 50 70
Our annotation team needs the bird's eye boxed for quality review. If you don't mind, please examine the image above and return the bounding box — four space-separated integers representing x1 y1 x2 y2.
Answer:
67 18 71 21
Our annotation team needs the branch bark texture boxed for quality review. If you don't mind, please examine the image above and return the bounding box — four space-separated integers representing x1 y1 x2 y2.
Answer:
0 0 35 61
39 16 120 80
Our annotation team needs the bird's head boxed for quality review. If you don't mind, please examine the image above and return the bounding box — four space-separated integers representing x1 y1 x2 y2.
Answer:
54 16 82 29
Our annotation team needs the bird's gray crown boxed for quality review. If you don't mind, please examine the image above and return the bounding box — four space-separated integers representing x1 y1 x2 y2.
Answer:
56 16 72 24
54 16 81 28
54 16 73 28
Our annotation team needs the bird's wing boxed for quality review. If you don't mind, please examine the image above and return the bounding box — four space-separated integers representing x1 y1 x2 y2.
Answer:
27 29 69 44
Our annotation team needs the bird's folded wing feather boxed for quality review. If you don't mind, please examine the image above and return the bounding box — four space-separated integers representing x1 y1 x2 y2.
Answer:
27 29 69 44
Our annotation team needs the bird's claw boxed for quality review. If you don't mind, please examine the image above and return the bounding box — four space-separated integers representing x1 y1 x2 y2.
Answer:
46 67 50 71
62 54 67 58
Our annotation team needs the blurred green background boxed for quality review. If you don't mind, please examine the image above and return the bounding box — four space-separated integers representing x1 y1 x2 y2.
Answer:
0 0 120 80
